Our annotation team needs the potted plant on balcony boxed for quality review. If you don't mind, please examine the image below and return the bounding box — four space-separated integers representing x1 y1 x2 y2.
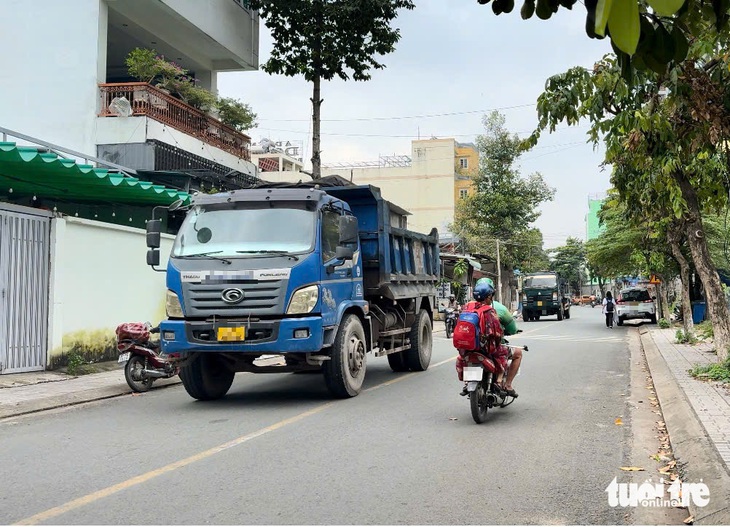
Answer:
125 48 256 131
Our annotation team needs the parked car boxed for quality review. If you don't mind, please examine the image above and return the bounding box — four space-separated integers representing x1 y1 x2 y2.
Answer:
616 287 657 325
580 295 595 305
571 296 581 306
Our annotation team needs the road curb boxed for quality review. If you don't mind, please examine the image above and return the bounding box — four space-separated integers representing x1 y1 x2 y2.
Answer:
639 327 730 525
0 379 182 420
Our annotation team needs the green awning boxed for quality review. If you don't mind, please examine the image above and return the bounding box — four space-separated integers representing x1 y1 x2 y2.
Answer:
0 142 190 206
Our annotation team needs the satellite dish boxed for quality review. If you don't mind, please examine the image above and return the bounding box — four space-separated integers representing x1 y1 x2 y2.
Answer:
109 96 133 117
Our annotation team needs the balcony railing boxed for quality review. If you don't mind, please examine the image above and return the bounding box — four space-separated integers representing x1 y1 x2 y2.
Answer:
98 82 251 161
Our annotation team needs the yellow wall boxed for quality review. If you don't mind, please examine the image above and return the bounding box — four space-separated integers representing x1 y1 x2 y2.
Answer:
322 139 457 235
453 143 478 204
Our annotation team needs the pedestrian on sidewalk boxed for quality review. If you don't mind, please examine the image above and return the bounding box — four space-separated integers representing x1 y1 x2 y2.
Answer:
602 291 615 328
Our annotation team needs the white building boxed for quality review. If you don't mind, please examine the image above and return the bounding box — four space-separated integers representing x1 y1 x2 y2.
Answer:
0 0 259 178
0 0 260 373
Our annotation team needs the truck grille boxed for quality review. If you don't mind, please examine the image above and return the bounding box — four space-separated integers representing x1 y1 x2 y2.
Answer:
182 280 287 316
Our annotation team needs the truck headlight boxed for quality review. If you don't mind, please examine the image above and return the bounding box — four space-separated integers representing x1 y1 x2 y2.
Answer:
552 292 558 301
287 285 319 314
166 290 184 318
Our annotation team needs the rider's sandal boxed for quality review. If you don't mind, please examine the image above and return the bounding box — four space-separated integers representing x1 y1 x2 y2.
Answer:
505 388 518 398
460 385 469 396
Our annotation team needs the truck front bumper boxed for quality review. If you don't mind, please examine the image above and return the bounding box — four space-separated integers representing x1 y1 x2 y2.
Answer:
159 317 324 354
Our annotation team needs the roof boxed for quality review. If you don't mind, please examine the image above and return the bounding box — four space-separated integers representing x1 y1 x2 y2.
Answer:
0 143 191 206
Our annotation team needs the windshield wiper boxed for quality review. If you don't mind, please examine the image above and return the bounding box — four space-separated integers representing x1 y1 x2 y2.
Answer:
236 250 299 261
179 251 232 264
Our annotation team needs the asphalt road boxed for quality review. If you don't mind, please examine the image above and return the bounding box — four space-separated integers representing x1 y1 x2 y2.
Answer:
1 305 634 525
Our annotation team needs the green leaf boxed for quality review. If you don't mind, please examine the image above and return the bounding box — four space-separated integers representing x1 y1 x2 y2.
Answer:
608 0 640 55
536 0 553 19
594 0 614 36
646 0 685 16
671 26 689 62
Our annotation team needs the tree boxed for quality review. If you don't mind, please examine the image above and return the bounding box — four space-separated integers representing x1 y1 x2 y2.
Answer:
453 111 555 269
513 228 551 273
549 237 586 294
250 0 414 178
475 0 730 77
528 50 730 359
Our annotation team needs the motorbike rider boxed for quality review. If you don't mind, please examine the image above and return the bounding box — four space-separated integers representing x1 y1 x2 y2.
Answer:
447 294 460 311
461 279 523 398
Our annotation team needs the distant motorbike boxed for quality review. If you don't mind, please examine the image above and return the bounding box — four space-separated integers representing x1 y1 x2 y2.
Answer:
444 308 458 339
458 340 528 424
590 300 596 308
116 322 178 392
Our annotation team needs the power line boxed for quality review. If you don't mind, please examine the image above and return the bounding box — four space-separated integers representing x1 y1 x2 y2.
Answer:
257 103 536 123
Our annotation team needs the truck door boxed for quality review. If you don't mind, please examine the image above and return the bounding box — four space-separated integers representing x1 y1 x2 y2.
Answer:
320 208 354 326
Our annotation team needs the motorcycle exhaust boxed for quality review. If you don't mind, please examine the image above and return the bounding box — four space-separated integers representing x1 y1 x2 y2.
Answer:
142 368 170 378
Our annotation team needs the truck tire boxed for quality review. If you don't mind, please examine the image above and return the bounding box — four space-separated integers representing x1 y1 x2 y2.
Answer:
557 308 564 321
406 310 432 372
323 314 367 398
387 351 409 372
180 353 234 401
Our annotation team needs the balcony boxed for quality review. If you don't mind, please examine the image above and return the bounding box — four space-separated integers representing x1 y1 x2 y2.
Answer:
99 83 251 160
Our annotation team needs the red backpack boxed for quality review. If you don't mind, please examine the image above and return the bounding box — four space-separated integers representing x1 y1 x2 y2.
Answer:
453 302 503 351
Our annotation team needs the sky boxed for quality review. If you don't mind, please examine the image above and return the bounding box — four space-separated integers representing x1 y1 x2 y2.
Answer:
217 1 615 249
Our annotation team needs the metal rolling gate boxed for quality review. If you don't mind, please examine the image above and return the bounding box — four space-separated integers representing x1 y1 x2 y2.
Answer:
0 207 50 373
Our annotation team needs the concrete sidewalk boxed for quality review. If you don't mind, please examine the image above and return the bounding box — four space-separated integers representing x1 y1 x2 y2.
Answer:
0 365 182 419
0 355 287 420
639 326 730 525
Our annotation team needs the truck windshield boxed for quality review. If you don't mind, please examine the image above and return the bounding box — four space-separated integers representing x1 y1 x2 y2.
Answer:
524 275 557 288
171 203 316 258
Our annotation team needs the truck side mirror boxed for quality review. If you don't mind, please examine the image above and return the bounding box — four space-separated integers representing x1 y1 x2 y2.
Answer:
336 246 354 260
147 248 160 267
339 215 359 244
146 219 162 248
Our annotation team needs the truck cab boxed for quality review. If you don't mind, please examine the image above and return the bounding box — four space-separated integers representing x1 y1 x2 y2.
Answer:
521 272 570 322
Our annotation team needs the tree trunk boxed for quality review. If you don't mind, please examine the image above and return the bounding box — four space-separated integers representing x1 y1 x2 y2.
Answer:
675 171 729 360
668 231 694 335
598 276 605 297
659 280 670 321
310 74 322 179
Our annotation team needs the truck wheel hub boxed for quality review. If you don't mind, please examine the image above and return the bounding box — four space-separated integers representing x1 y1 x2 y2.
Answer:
348 336 365 375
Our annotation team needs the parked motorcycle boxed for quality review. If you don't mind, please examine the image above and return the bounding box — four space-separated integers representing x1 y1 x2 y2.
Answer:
116 322 178 392
459 341 528 424
444 308 458 339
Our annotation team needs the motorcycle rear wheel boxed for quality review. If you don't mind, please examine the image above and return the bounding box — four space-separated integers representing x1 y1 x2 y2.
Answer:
470 381 489 424
124 355 154 393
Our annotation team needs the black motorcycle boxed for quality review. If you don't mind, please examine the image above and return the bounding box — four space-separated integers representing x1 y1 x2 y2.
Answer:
445 308 458 338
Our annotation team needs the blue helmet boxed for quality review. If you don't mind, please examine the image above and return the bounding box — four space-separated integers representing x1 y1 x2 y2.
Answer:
473 282 495 301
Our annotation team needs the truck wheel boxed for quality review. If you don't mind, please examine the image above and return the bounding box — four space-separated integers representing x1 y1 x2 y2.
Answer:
387 351 409 372
180 353 234 401
406 310 432 372
557 308 564 321
324 314 367 398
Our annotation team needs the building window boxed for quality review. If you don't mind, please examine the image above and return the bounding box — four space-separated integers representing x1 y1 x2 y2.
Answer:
459 157 468 169
459 189 468 199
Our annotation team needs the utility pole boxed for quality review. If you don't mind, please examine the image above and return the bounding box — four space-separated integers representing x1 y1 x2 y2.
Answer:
496 239 501 303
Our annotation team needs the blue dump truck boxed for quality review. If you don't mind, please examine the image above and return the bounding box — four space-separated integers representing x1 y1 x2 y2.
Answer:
145 181 440 400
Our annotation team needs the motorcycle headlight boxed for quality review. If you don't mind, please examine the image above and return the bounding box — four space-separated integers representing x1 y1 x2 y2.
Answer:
166 289 184 318
287 285 319 314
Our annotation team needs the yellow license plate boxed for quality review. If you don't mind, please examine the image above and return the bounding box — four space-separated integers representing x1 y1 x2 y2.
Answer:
217 326 246 342
537 301 543 307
